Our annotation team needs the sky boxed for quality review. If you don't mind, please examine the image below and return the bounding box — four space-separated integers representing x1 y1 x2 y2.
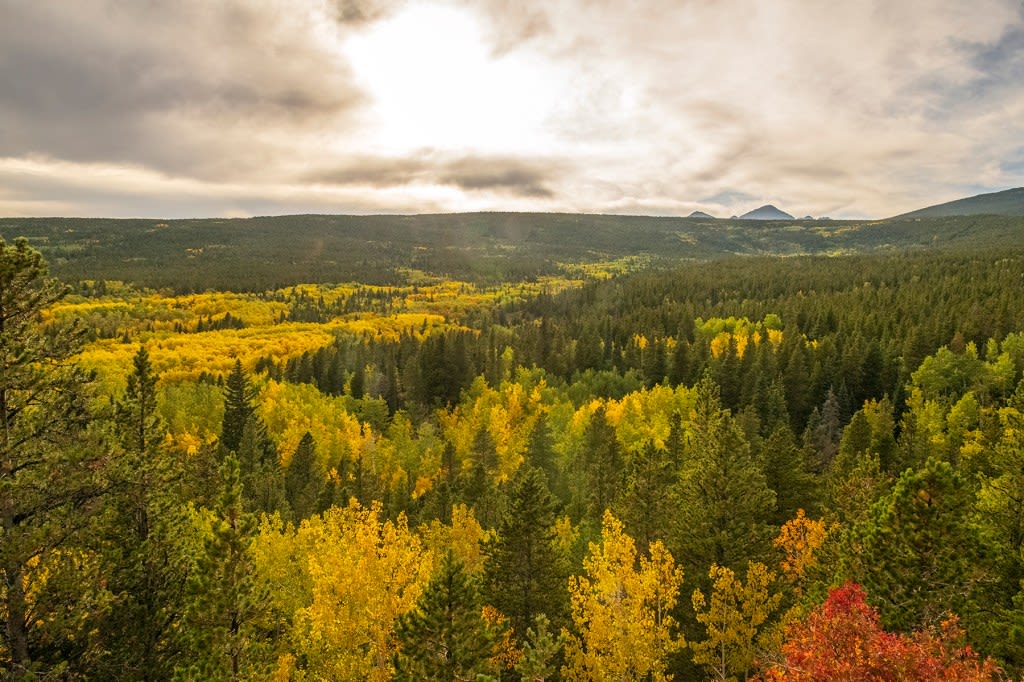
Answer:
2 0 1024 220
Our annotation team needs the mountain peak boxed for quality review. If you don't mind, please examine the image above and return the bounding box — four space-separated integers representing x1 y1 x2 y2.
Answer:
688 210 716 219
739 205 795 220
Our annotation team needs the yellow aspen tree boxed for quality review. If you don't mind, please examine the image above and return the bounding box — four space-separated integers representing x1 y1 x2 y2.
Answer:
767 509 836 657
772 509 832 588
562 511 685 681
691 561 782 682
280 502 434 681
419 503 493 575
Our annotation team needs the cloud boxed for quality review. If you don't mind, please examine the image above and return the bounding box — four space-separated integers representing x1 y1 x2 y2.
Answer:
306 152 566 198
0 156 457 218
2 0 1023 218
329 0 401 24
460 0 1024 216
0 1 363 180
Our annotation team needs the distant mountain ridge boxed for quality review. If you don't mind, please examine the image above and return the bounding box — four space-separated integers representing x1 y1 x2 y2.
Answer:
739 205 795 220
4 209 1019 293
2 186 1022 291
688 210 716 219
895 187 1024 218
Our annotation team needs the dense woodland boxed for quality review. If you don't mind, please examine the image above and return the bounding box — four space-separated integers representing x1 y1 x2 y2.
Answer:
3 211 1023 291
3 217 1024 680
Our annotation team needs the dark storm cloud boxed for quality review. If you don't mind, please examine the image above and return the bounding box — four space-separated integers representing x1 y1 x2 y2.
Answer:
307 153 564 198
0 1 363 179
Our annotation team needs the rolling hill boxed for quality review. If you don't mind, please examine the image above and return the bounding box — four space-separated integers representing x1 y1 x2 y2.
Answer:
894 187 1024 218
1 194 1021 291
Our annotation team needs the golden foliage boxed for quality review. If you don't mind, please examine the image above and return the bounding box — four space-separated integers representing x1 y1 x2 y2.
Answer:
773 509 833 586
691 562 783 681
419 504 494 576
252 502 434 682
563 511 685 682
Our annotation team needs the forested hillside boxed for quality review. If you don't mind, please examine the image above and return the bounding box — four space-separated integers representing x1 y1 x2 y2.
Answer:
2 228 1023 680
1 210 1020 291
896 186 1024 218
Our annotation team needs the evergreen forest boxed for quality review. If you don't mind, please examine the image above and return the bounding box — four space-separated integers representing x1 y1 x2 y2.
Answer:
2 210 1024 680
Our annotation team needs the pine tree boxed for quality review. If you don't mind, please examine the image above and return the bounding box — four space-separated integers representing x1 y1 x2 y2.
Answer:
761 424 818 524
782 338 811 430
759 376 791 436
515 614 563 682
483 465 569 641
98 345 187 680
393 551 503 681
0 239 109 678
235 418 285 516
525 412 562 503
671 374 777 576
460 424 501 528
843 457 984 632
618 440 677 552
177 454 276 681
669 337 692 386
803 387 842 471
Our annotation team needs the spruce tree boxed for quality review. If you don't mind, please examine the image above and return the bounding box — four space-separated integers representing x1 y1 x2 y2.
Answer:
761 424 818 524
525 412 562 502
393 551 503 680
575 404 623 522
235 418 286 517
618 440 677 552
460 424 502 528
483 465 569 641
804 387 842 471
285 431 323 520
220 359 256 454
220 360 283 515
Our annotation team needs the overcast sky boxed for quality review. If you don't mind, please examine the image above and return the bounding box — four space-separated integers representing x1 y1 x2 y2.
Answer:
2 0 1023 219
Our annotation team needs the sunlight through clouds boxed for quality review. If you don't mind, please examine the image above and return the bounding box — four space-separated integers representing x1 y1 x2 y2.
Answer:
342 3 565 155
1 0 1023 218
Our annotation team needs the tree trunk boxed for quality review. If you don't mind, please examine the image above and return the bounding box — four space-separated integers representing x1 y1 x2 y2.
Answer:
4 558 31 678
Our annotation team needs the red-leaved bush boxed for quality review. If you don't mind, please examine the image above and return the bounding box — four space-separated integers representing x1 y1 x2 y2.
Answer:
758 582 1001 681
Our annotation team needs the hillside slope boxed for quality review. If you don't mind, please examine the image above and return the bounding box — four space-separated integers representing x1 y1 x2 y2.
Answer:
1 209 1021 291
895 187 1024 218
